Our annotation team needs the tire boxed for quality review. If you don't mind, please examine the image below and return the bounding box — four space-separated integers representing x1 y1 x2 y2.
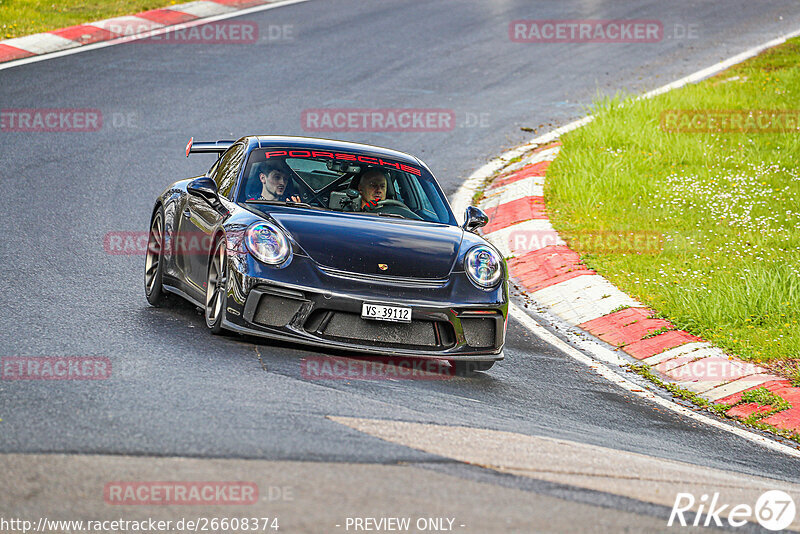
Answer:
144 206 169 306
451 360 495 376
204 236 227 334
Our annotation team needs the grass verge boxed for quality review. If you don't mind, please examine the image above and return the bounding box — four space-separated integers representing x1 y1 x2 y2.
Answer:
0 0 196 39
546 37 800 367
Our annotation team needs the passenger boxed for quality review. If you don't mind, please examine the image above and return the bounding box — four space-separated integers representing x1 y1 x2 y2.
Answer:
357 168 388 210
250 161 301 202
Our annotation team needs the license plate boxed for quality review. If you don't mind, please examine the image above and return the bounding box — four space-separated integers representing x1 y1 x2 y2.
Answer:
361 303 411 323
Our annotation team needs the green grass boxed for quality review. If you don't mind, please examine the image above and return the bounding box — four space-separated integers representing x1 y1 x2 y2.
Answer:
630 365 800 442
740 386 790 411
547 38 800 367
0 0 196 39
629 364 720 408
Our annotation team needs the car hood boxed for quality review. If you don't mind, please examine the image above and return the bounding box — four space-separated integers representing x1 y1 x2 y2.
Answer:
269 210 464 279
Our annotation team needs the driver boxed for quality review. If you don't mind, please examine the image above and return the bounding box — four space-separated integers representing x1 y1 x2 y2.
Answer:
357 168 388 210
250 161 301 203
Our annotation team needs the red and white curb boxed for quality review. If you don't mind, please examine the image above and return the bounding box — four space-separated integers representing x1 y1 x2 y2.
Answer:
451 26 800 448
0 0 300 65
478 144 800 425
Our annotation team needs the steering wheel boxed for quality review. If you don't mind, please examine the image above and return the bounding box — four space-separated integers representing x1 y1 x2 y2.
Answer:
371 199 422 220
374 199 407 209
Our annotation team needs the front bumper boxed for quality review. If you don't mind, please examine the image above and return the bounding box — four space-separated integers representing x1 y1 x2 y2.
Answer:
222 252 508 360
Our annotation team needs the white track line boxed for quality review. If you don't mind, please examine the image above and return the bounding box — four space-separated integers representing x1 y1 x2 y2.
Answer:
510 303 800 459
452 26 800 457
0 0 312 71
6 0 798 456
450 26 800 218
640 28 800 100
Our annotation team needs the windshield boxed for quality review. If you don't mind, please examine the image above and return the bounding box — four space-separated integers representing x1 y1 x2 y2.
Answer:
237 148 457 225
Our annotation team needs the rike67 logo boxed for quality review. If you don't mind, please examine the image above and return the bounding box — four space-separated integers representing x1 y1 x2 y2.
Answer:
669 490 796 531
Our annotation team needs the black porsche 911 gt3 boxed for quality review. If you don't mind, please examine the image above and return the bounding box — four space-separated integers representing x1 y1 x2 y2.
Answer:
145 136 508 373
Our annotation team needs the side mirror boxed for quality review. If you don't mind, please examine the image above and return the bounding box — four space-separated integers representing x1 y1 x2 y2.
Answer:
187 177 226 214
463 206 488 232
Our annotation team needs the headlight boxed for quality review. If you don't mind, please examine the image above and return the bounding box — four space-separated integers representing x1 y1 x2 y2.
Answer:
465 245 503 288
245 222 291 265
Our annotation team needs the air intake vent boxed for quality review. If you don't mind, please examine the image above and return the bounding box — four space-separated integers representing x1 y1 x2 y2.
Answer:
461 318 496 348
318 312 438 347
253 294 304 327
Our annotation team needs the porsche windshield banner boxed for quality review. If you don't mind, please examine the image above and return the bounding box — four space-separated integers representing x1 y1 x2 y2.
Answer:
264 150 422 176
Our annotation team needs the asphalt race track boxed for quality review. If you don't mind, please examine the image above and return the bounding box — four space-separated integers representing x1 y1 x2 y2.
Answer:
3 1 800 532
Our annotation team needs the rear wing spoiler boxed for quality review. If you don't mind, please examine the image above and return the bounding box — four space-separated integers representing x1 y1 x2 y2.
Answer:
185 137 235 157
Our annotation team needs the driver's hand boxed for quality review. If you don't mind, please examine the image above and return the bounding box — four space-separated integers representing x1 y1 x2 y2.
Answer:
287 195 301 203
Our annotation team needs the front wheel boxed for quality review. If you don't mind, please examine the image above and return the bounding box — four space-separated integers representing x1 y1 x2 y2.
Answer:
144 206 169 306
451 360 495 376
205 237 227 334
